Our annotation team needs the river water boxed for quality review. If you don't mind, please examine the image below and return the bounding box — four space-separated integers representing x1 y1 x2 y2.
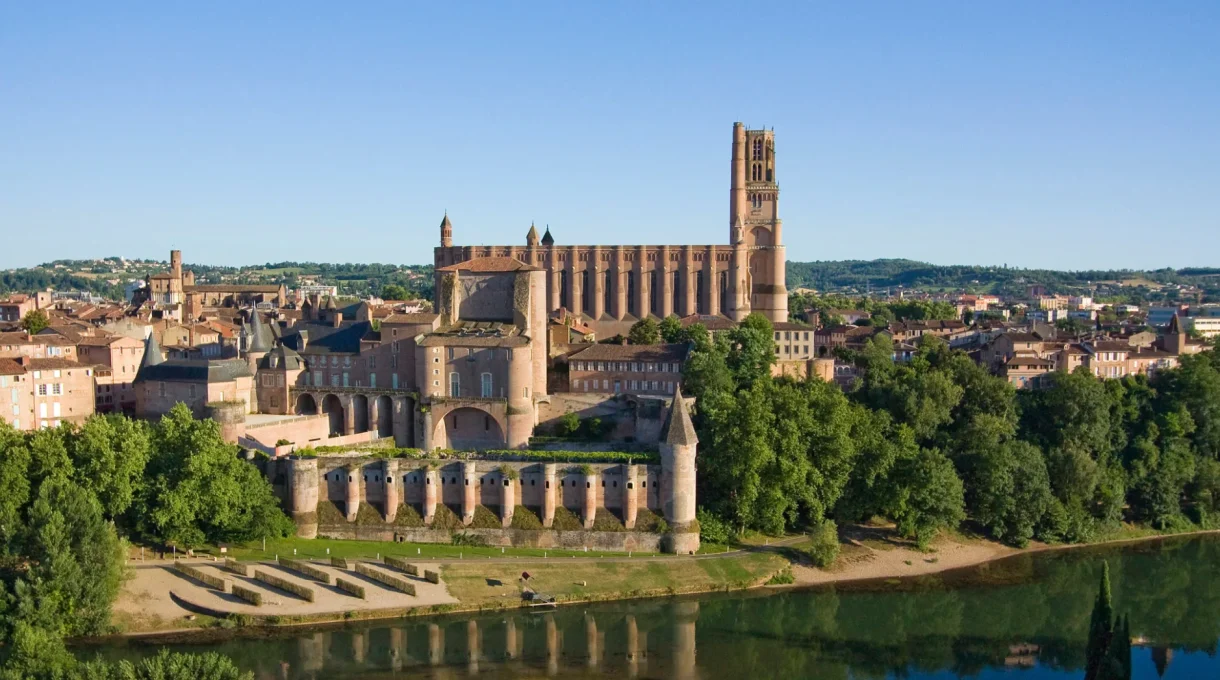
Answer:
82 535 1220 678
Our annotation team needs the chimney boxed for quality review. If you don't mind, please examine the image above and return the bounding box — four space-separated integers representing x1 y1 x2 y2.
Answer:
332 312 343 328
298 330 309 351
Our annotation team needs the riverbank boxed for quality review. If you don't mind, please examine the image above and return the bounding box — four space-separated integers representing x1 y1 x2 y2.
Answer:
106 524 1220 639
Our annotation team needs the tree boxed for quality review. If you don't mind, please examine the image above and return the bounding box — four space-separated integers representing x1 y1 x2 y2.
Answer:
627 318 661 345
885 449 965 548
75 649 255 679
10 477 124 638
0 425 31 553
134 405 294 548
1084 562 1131 680
66 415 151 521
969 440 1053 546
724 313 775 388
20 309 50 335
379 283 410 301
659 315 684 343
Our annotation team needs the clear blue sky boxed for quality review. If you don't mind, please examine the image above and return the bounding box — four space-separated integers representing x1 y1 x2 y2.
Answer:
2 2 1218 271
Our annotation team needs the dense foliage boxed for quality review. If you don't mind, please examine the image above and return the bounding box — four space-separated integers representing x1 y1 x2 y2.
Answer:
691 314 1220 549
0 405 292 678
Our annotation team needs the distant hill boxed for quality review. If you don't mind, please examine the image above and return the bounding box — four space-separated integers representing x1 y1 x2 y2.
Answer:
786 259 1219 301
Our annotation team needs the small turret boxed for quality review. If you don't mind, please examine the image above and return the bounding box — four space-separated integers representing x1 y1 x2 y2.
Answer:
660 387 699 554
246 308 273 372
440 212 453 248
541 225 554 246
135 332 164 381
526 222 540 246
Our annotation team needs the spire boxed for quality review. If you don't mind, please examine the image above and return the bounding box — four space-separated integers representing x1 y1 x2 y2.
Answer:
440 212 453 247
526 221 540 246
541 224 554 246
1168 313 1183 335
732 214 745 244
661 387 698 447
136 332 164 380
440 212 452 229
248 309 273 353
324 295 337 310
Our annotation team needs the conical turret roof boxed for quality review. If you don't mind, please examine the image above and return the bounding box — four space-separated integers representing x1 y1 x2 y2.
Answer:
1168 313 1183 335
135 332 164 381
660 387 698 447
440 213 452 229
541 225 554 246
248 309 273 353
526 222 539 245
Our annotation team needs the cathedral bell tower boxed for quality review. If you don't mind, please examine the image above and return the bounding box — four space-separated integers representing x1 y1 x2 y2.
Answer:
729 122 787 322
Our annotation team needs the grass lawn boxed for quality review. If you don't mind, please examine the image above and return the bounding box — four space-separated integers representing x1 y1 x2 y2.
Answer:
218 536 660 562
441 551 787 609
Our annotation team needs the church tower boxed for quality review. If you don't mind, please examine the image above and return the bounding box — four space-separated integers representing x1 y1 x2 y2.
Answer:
729 123 787 322
440 213 453 248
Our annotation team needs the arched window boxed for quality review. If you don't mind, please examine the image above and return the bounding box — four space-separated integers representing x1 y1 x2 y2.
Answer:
650 270 659 315
480 372 492 398
602 270 612 312
626 272 637 316
449 372 460 397
581 270 590 313
559 270 569 309
752 138 763 160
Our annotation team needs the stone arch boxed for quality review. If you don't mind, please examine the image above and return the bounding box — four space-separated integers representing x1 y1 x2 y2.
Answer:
321 394 344 436
748 226 772 247
376 395 393 438
295 393 318 415
351 394 369 433
433 406 505 450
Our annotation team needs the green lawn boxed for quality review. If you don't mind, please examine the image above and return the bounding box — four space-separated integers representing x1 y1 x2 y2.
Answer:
218 536 660 562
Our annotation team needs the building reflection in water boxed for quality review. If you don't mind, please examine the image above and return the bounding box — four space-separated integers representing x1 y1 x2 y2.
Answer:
258 600 700 679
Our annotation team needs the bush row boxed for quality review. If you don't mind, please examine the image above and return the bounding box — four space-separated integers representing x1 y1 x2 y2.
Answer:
424 569 440 584
331 556 350 569
232 584 263 606
222 558 252 578
383 555 417 575
355 563 416 595
336 577 366 599
278 557 333 585
173 562 230 592
255 570 316 602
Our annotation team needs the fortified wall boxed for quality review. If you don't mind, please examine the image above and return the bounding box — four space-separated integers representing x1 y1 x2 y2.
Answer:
262 391 700 554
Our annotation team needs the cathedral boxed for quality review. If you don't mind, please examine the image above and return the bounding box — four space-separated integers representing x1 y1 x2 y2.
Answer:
434 122 788 335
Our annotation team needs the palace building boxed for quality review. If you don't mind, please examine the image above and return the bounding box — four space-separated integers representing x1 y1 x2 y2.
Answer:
434 122 788 335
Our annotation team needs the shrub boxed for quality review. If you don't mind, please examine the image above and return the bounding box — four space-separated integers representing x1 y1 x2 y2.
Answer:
222 558 253 578
393 503 425 527
383 555 414 573
331 556 350 569
336 578 367 599
355 502 385 526
551 506 584 531
451 531 489 546
317 500 346 524
232 584 263 606
470 505 501 529
355 563 416 595
806 519 840 569
593 511 625 532
275 439 292 446
511 506 544 530
767 568 795 585
498 464 519 481
633 508 667 533
173 562 230 592
424 569 441 584
278 557 333 584
430 504 464 530
557 412 580 437
697 507 731 544
255 570 315 601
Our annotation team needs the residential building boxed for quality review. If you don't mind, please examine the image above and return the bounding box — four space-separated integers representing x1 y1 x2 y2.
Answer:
0 356 96 430
568 343 689 396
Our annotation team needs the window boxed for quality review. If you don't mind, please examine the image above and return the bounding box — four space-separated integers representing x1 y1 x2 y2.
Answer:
342 372 349 387
481 372 492 398
369 356 376 370
370 373 376 388
449 372 460 397
37 384 47 396
159 383 166 397
574 380 582 390
331 374 340 387
188 385 196 398
313 371 322 385
448 347 455 360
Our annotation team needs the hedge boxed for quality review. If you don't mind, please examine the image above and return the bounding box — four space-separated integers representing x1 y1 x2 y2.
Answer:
278 558 333 585
424 569 440 584
331 557 351 569
336 578 366 599
255 570 316 602
355 563 416 595
297 448 659 464
221 558 253 578
232 584 263 606
383 555 417 575
173 562 230 593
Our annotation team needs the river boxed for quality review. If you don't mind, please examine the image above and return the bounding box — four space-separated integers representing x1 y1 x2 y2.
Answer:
80 534 1220 678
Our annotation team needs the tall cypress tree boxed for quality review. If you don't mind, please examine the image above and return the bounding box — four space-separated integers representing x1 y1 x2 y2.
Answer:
1085 562 1131 680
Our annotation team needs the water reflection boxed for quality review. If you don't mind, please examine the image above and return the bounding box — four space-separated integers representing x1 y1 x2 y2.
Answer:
83 535 1220 679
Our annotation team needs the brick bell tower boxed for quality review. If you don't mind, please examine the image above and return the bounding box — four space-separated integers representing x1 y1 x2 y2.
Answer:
729 122 787 322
